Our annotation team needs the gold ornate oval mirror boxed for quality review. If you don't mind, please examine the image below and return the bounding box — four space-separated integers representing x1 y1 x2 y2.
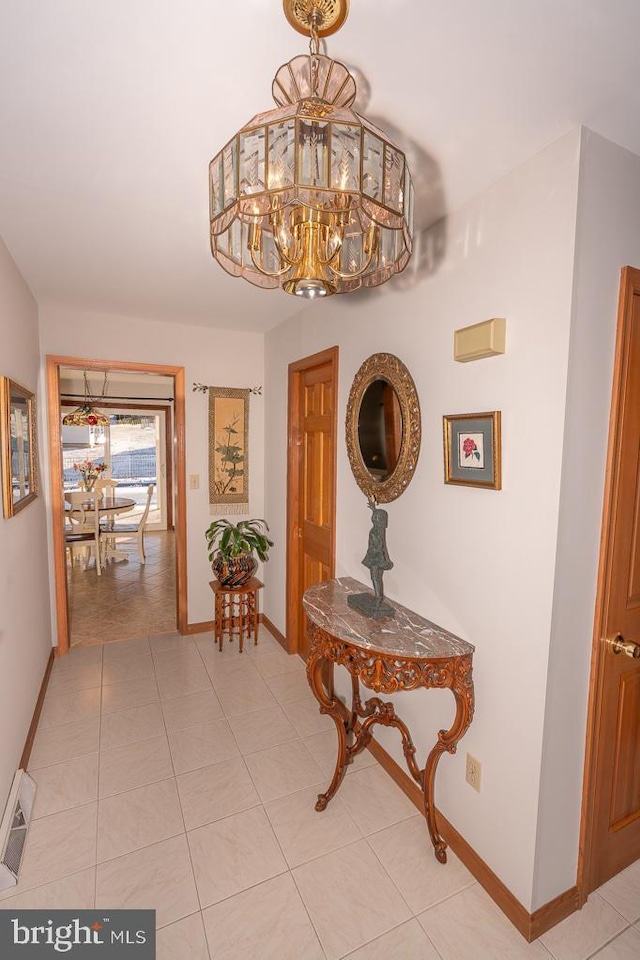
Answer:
345 353 421 503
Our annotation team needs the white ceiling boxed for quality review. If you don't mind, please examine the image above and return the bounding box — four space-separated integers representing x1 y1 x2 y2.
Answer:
1 0 639 334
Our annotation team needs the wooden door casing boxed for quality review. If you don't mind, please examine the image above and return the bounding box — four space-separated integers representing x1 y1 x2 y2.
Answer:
581 267 640 894
287 347 338 658
46 355 187 656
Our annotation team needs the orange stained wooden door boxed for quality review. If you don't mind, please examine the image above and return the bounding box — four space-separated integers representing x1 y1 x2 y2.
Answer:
287 347 338 658
585 266 640 891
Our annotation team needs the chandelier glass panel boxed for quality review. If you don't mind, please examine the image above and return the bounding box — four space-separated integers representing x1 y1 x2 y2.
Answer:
209 3 414 299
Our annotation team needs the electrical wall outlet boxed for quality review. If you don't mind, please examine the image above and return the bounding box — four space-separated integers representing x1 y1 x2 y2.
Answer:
466 753 481 792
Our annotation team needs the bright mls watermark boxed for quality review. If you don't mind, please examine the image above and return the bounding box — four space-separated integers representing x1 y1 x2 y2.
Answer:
0 910 155 957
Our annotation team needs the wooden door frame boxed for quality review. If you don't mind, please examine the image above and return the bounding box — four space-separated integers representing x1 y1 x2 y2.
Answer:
578 266 640 899
286 346 339 655
47 355 187 656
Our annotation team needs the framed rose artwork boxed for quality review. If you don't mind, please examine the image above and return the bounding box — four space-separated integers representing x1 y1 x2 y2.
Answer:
443 411 501 489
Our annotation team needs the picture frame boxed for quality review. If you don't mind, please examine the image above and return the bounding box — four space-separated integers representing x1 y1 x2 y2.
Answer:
443 411 501 490
1 377 38 517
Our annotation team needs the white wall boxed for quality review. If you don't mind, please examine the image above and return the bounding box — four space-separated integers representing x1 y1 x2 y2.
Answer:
533 130 640 908
38 306 264 630
24 124 637 915
59 372 175 402
0 237 52 815
264 128 582 910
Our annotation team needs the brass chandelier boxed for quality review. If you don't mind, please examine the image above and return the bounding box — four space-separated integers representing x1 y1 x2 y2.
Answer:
208 0 414 299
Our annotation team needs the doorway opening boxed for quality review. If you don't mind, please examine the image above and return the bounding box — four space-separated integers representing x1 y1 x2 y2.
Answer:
61 402 172 530
47 356 187 655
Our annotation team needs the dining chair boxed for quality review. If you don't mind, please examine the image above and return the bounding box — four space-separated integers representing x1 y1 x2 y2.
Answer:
64 490 102 575
64 495 85 566
94 478 119 531
95 478 118 497
65 490 93 531
100 484 154 565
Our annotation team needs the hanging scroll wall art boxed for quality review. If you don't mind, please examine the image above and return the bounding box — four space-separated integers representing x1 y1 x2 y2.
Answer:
208 386 250 515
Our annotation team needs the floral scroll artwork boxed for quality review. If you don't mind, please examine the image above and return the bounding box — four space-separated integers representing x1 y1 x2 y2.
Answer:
443 412 501 489
208 387 250 515
73 459 107 491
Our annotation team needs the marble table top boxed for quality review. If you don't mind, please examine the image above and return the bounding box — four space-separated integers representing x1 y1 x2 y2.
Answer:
303 577 474 660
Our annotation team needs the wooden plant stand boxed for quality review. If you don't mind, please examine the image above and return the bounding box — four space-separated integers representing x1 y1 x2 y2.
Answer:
209 577 263 653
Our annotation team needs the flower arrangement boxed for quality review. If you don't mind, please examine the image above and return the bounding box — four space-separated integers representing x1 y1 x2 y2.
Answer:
73 459 107 491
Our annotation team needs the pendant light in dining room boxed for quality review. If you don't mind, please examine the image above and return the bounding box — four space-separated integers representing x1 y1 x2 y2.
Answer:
61 371 110 427
208 0 414 299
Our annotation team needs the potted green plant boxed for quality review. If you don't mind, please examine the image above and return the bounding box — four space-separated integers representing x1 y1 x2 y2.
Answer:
205 518 273 587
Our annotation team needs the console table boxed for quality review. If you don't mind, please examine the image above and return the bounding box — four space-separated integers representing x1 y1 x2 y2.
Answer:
303 577 475 863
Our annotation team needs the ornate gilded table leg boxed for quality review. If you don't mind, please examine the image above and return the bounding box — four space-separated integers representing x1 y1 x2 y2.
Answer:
306 646 349 811
348 671 362 734
422 655 475 862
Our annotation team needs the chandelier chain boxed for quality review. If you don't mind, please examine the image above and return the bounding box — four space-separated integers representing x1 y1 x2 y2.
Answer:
309 17 321 90
83 371 109 405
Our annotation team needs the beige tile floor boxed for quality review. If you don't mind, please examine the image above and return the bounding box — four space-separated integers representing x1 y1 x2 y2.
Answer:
1 627 639 959
67 530 176 646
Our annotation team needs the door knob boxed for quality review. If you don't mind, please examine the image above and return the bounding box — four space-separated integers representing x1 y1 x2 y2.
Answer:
606 633 640 658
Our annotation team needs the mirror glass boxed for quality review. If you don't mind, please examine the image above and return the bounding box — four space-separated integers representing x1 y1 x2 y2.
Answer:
346 353 421 504
10 391 32 498
357 378 403 482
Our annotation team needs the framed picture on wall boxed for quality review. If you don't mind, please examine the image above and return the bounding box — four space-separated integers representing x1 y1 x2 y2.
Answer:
0 377 38 517
443 411 501 490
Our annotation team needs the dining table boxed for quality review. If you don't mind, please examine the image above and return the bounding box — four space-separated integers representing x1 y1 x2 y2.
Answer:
65 493 136 519
65 494 136 561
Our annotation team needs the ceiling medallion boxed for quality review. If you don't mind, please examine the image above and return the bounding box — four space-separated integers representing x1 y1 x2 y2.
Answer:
283 0 350 38
208 0 414 299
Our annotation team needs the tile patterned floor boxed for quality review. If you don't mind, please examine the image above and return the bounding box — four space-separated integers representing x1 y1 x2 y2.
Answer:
1 627 639 959
67 530 176 646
